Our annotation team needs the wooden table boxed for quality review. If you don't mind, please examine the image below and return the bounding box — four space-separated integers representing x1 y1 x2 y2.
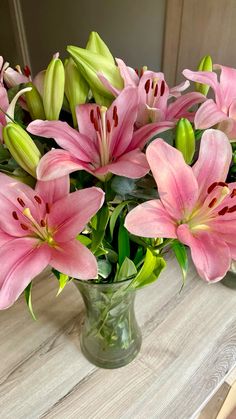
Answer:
1 254 236 419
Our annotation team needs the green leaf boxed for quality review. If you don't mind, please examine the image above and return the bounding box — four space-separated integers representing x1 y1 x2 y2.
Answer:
24 282 36 320
109 200 131 239
0 145 10 162
76 234 92 246
171 239 188 285
128 248 166 290
115 257 137 282
118 221 130 265
52 268 71 295
90 205 109 252
133 246 144 266
98 259 112 279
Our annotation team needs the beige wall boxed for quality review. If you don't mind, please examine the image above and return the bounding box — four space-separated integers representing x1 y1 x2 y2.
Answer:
163 0 236 85
18 0 166 75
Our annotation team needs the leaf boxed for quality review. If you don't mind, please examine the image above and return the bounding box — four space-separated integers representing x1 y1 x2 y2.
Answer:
133 246 144 266
171 239 188 285
115 257 137 282
111 176 136 196
76 234 92 247
90 205 109 252
109 200 131 239
24 282 36 320
118 221 130 265
128 248 166 290
0 145 10 162
98 259 112 279
52 268 71 295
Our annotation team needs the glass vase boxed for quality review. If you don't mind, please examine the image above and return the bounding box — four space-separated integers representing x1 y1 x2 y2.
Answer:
74 279 142 369
221 260 236 289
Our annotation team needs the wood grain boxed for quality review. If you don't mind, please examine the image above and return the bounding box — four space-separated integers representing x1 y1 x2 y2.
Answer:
163 0 236 84
1 256 236 418
198 382 230 419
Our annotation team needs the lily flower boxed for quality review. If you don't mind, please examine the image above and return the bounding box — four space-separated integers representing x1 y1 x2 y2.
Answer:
27 87 165 181
125 129 236 282
99 58 205 128
0 56 30 88
0 85 9 140
183 65 236 140
0 173 104 309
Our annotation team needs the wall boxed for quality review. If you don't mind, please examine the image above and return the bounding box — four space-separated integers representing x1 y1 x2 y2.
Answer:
0 0 21 65
18 0 166 75
163 0 236 85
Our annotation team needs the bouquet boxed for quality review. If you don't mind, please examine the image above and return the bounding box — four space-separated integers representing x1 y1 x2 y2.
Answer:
0 32 235 367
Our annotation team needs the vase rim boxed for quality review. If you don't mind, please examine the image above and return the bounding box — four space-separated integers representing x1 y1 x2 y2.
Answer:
73 277 133 288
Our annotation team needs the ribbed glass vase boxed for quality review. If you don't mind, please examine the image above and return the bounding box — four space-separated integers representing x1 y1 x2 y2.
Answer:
74 279 142 369
221 260 236 289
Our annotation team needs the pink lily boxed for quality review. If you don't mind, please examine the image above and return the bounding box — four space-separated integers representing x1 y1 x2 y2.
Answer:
125 129 236 282
0 173 104 309
0 55 30 88
99 58 205 128
0 85 9 141
27 87 166 181
183 65 236 140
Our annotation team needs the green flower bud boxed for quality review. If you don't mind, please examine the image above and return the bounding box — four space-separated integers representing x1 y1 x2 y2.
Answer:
64 58 89 127
86 31 114 63
195 55 213 96
24 82 45 120
175 118 195 164
3 123 41 177
67 45 123 101
43 54 65 120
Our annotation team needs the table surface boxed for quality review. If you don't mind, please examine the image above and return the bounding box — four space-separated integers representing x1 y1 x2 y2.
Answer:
0 254 236 419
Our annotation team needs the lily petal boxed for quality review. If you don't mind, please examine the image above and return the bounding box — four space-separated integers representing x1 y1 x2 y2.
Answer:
107 87 139 157
194 99 227 129
75 103 100 143
36 149 89 181
116 58 139 87
183 69 220 97
192 129 232 201
0 238 50 309
177 224 231 282
94 149 150 179
166 92 206 121
146 139 198 219
49 187 105 242
130 121 174 151
0 85 8 126
0 173 44 236
50 239 98 280
169 80 190 97
125 199 177 238
97 72 120 97
28 120 98 163
214 64 236 108
35 176 70 204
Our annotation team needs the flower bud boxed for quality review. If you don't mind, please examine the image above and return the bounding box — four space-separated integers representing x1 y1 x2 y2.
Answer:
195 55 213 96
43 53 65 120
67 45 123 102
3 123 41 177
86 31 114 63
64 58 89 127
24 82 45 120
175 118 195 164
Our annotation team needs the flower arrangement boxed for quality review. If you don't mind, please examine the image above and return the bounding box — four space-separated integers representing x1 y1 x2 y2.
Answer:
0 32 235 367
